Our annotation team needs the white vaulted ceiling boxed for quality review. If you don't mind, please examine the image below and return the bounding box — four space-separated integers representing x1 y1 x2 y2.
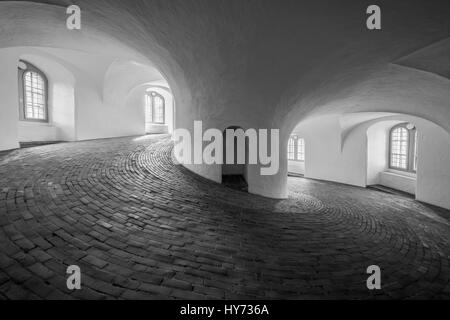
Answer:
1 0 449 134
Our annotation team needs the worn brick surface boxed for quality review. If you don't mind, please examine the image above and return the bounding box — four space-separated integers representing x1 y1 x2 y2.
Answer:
1 135 450 299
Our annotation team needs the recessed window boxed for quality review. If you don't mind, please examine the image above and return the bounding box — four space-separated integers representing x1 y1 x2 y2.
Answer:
297 138 305 161
145 91 165 124
288 135 305 162
18 61 48 122
389 123 417 172
288 137 295 160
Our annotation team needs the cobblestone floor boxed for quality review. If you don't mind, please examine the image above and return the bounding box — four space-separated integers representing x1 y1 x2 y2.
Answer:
1 135 450 300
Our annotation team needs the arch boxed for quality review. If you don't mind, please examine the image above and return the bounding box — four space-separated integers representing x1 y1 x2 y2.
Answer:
279 63 450 142
0 1 188 150
125 84 174 135
285 112 450 209
1 0 448 203
102 60 168 106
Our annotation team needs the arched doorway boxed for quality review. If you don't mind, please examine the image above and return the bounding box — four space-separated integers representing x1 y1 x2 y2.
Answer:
222 126 248 192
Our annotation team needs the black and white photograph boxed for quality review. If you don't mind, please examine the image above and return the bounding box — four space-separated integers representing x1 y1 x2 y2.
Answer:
0 0 450 310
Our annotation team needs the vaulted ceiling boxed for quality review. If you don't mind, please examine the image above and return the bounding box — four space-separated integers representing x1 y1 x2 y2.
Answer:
1 0 449 134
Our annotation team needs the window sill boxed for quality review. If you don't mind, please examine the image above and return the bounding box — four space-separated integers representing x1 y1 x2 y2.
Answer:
19 121 52 127
384 170 417 180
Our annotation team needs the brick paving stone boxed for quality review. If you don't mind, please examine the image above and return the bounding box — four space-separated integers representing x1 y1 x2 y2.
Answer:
162 278 193 291
81 255 108 269
23 277 54 298
1 135 450 300
28 263 55 280
6 266 33 283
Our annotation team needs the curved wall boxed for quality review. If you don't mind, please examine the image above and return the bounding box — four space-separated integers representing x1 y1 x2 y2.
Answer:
0 1 449 200
0 2 174 148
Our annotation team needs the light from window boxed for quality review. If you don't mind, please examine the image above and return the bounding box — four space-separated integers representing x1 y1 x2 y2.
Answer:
288 137 295 160
145 91 165 124
288 135 305 162
297 138 305 161
153 95 164 124
390 127 408 170
24 71 46 121
389 123 418 172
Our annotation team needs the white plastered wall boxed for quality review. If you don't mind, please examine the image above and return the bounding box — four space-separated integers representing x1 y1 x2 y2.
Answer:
0 48 21 151
288 161 305 175
0 46 171 147
0 47 76 145
18 51 76 142
367 122 393 185
292 115 367 187
0 2 177 150
290 114 450 210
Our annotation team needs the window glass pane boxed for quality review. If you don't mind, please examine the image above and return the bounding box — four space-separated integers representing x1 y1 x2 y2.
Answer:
154 95 164 123
390 127 408 170
23 70 46 120
297 138 305 161
145 92 165 124
288 138 295 160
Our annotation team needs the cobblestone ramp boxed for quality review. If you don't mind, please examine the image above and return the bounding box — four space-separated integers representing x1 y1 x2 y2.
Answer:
1 135 450 299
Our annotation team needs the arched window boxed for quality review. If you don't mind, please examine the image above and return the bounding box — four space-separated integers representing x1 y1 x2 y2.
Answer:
288 135 305 162
145 91 165 124
18 60 48 122
288 137 295 160
389 123 417 172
